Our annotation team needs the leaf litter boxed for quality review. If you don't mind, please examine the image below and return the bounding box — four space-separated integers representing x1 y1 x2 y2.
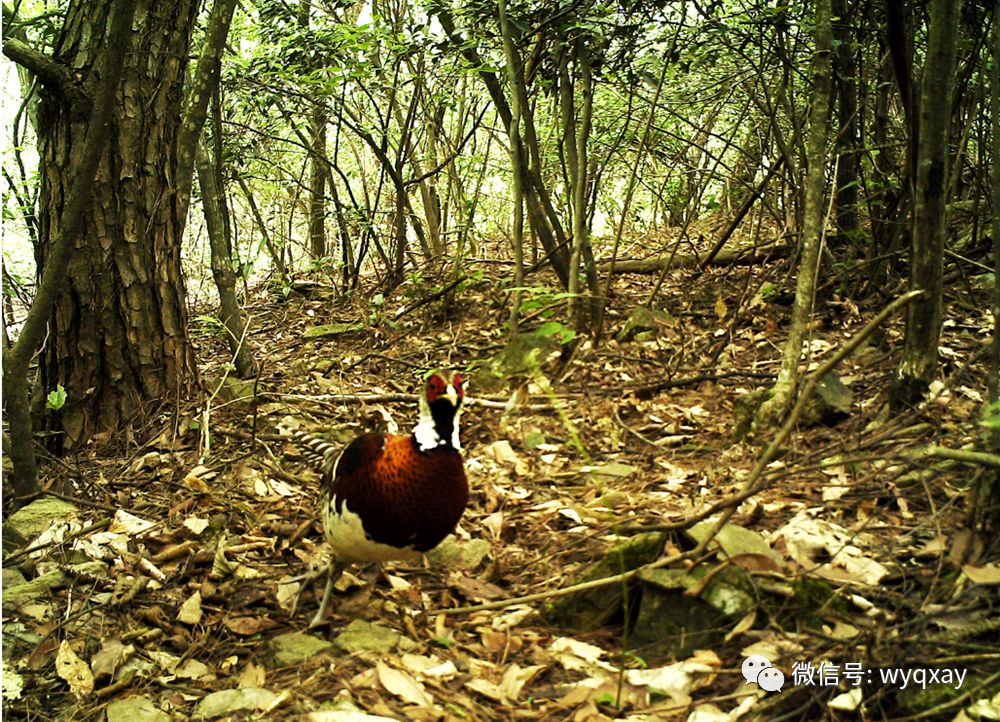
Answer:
2 257 998 720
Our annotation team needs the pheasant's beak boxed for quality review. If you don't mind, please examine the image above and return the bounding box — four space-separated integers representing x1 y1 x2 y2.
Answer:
445 384 460 406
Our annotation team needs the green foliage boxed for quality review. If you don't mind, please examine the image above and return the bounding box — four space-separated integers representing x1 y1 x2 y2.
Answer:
193 314 226 336
512 286 578 318
368 292 385 326
45 385 67 412
981 400 1000 433
534 320 577 345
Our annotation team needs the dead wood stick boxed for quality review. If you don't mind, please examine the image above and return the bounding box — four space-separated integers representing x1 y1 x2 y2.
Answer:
906 445 1000 469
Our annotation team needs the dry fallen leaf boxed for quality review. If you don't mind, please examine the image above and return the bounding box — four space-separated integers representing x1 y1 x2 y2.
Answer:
177 591 203 625
90 638 133 681
55 641 94 697
223 616 281 636
238 661 266 688
963 564 1000 585
376 662 433 706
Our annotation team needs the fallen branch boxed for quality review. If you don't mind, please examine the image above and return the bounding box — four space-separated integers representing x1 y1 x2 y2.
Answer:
906 445 1000 469
596 244 791 275
266 392 554 412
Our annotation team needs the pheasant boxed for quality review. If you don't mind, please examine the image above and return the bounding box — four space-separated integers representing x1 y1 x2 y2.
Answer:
286 370 469 625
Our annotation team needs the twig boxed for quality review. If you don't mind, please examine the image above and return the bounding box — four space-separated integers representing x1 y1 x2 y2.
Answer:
394 275 467 320
431 548 694 615
435 291 922 615
688 291 923 555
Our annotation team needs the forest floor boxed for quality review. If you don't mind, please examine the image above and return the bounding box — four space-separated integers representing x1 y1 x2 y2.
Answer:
3 236 999 721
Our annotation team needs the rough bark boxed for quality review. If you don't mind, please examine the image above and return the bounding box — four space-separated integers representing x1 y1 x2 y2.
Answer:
35 0 205 452
890 0 962 409
2 0 136 497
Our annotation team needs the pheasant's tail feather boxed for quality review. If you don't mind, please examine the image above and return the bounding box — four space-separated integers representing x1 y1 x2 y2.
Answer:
278 424 340 473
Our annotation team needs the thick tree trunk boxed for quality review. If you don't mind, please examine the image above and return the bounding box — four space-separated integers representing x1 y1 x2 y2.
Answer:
2 0 136 497
890 0 962 409
36 0 201 452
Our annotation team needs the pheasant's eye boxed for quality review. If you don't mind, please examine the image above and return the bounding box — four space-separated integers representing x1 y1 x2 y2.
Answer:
426 375 446 401
453 374 464 397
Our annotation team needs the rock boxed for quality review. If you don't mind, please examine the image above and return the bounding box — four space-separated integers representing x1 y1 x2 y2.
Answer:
266 632 335 667
426 537 491 571
215 376 258 410
544 532 666 631
3 562 106 609
803 373 853 425
2 568 27 588
3 571 68 608
488 332 563 378
631 565 755 661
3 496 80 552
685 520 783 568
522 430 546 450
731 388 770 441
334 620 400 654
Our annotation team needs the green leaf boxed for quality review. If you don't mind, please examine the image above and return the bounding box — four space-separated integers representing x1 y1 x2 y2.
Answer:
534 321 577 345
46 385 67 411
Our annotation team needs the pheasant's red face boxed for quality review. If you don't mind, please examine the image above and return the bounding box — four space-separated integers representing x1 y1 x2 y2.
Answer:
425 372 464 405
426 374 447 402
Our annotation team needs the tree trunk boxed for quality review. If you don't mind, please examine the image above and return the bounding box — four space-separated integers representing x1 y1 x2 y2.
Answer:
755 0 833 429
308 106 328 259
832 0 859 242
197 143 257 378
299 0 328 260
498 0 525 335
890 0 962 409
2 0 136 497
36 0 202 452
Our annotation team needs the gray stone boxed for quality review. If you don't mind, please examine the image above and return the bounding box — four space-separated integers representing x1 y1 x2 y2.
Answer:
544 532 666 631
3 496 79 552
